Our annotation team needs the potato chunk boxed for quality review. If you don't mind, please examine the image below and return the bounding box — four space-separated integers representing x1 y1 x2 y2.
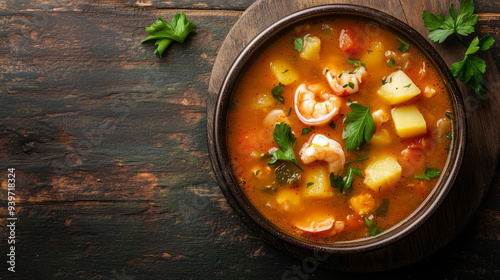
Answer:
364 156 402 191
391 106 427 138
349 193 375 215
276 188 301 211
377 70 421 105
370 129 392 146
300 35 321 61
270 60 299 85
302 165 333 198
250 93 274 110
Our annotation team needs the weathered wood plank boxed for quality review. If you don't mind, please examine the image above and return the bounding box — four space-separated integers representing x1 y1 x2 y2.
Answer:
0 0 499 278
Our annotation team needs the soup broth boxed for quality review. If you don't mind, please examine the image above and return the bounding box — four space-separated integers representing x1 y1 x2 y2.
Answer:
226 17 453 242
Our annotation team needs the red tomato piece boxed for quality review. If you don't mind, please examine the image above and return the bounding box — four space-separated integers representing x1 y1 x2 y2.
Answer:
345 214 364 231
339 28 361 56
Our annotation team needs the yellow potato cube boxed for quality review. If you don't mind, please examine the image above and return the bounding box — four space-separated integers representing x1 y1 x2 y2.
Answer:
364 156 402 191
276 188 301 211
302 165 333 198
391 106 427 138
250 93 274 110
377 70 421 105
300 35 321 61
370 129 392 146
360 41 385 70
349 193 376 215
270 60 299 85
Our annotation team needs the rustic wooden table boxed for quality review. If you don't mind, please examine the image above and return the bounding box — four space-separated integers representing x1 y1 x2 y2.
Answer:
1 0 499 279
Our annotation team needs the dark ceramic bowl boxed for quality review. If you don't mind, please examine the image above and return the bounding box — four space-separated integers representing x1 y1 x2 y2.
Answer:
209 5 466 271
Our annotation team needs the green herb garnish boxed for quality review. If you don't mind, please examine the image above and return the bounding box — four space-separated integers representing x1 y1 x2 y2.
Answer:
294 37 304 52
307 182 314 188
348 82 355 89
382 77 392 85
271 82 285 103
374 198 389 217
364 217 373 228
301 127 314 135
343 102 375 151
330 165 363 194
268 123 303 171
345 157 369 164
445 111 453 120
329 121 336 130
404 83 412 88
387 57 395 67
396 37 410 52
423 0 495 100
142 13 196 57
447 132 453 140
348 58 365 68
415 164 441 181
369 227 383 236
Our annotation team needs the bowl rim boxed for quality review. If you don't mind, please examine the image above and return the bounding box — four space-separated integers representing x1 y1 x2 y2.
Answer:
212 4 466 254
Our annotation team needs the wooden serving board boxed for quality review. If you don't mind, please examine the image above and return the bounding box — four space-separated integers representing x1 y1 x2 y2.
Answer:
207 0 500 270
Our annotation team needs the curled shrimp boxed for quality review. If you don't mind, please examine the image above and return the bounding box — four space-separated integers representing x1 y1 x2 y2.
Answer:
294 83 341 126
299 134 345 174
325 67 367 96
263 109 291 129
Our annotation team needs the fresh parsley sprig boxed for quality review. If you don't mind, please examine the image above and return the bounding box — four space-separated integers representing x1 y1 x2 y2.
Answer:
450 35 495 100
343 102 375 151
268 123 304 172
330 165 363 194
142 13 196 57
415 164 441 181
422 0 495 100
271 82 285 103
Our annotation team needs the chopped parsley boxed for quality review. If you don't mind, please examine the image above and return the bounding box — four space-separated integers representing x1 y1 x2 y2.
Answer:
328 121 336 130
382 77 392 85
387 57 396 67
268 123 303 171
415 164 441 181
301 127 314 135
294 37 304 52
348 58 365 68
396 37 410 52
307 182 314 188
445 111 453 120
282 69 289 74
348 82 355 89
271 82 285 103
364 217 373 228
447 132 453 139
330 165 363 194
345 157 369 164
404 83 412 88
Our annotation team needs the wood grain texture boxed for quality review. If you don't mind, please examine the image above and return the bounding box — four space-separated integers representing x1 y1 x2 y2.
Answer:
0 0 498 278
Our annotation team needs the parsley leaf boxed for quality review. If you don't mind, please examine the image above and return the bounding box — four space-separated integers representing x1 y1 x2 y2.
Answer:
422 0 477 43
364 217 373 228
294 37 304 52
301 127 314 135
343 102 375 151
396 37 410 52
369 226 383 236
271 82 285 103
387 57 395 67
142 13 196 57
425 164 441 178
382 77 392 85
348 58 365 68
329 121 336 130
268 123 303 171
329 165 363 194
415 164 441 181
307 182 314 187
450 35 495 100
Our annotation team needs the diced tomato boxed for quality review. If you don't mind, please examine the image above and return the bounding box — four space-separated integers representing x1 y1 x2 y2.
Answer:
345 214 364 231
339 28 361 56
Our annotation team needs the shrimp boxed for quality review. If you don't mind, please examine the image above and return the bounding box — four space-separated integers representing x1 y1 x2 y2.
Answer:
294 83 341 126
299 134 345 174
325 66 367 96
371 109 389 126
263 109 291 129
295 214 345 235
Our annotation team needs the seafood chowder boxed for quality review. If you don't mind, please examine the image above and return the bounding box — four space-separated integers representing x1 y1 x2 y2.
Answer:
226 17 454 242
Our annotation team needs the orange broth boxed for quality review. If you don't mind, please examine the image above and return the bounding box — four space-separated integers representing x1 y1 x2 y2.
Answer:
226 17 453 242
